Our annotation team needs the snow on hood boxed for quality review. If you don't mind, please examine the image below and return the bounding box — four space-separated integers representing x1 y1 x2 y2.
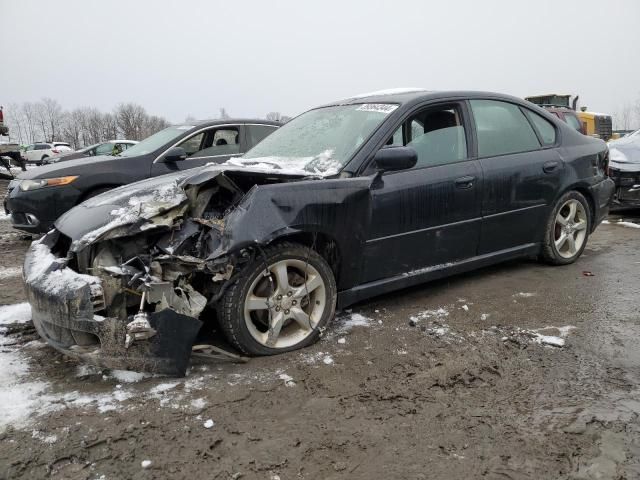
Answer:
222 149 342 177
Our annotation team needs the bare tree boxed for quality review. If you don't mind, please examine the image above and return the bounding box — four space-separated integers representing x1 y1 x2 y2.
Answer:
41 98 63 141
5 103 26 144
141 115 170 139
5 99 171 147
266 111 282 121
615 104 634 130
21 102 37 144
115 103 147 140
219 107 230 120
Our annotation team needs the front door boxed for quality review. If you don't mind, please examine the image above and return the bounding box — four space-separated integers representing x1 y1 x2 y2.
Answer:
360 102 483 283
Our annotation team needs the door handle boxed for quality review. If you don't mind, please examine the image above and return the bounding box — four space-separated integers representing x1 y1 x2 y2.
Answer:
455 175 476 189
543 161 559 173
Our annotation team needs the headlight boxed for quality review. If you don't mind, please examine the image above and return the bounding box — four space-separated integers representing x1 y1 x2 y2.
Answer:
609 148 628 162
19 176 78 192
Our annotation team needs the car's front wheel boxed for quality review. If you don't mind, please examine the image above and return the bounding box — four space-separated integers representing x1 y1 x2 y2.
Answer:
218 241 337 355
541 190 591 265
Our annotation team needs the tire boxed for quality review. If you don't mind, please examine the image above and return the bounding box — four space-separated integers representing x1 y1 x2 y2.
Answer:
41 155 49 161
541 190 591 265
218 241 337 355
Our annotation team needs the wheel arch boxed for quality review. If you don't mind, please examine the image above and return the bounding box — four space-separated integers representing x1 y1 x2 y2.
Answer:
558 182 597 231
267 230 342 285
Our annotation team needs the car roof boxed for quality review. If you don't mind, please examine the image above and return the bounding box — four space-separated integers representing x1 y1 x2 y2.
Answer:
179 118 282 128
320 89 533 109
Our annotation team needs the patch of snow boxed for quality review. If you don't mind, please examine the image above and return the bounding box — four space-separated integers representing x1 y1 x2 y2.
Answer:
278 373 296 387
0 266 22 280
480 313 490 321
203 419 215 429
226 149 342 177
514 292 537 298
461 304 469 311
109 370 151 383
31 429 57 444
141 460 152 469
149 382 179 395
322 355 334 365
337 337 346 344
333 312 372 333
0 303 31 325
190 398 207 409
603 220 640 229
408 307 449 325
350 88 428 98
533 334 565 347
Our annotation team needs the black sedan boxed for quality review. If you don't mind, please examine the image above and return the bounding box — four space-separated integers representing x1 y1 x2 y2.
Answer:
23 90 614 375
5 119 279 233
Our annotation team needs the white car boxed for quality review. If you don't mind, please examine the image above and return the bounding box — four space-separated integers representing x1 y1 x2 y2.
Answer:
22 142 73 164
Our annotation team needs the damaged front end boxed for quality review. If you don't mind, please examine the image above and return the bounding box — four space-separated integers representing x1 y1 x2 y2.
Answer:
24 168 308 375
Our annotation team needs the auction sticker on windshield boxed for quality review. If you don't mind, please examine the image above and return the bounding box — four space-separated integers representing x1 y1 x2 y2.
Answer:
356 104 398 114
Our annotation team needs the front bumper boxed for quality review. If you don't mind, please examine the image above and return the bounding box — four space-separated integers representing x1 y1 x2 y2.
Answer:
5 183 81 233
24 232 202 376
609 168 640 208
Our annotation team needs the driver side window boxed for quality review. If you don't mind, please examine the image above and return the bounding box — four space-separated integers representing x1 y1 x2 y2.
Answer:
386 105 468 169
178 132 206 157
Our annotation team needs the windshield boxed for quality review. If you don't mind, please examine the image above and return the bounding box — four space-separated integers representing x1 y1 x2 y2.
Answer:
119 126 194 157
231 104 398 176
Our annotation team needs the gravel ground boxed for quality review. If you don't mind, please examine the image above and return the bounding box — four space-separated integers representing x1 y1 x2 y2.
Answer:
1 177 639 480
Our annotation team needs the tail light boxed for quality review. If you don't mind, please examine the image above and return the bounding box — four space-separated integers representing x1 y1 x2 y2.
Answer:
52 149 59 154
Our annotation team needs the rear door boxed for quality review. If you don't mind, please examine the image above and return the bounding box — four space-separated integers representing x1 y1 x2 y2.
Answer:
469 99 563 254
151 125 244 176
361 101 483 282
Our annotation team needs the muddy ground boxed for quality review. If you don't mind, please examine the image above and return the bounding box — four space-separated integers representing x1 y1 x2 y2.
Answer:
1 177 639 480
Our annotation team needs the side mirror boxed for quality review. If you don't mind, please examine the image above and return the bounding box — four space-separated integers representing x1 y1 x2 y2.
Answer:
161 146 187 163
374 146 417 172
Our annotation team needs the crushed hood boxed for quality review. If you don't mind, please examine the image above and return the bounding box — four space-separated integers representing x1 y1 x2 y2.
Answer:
55 164 307 251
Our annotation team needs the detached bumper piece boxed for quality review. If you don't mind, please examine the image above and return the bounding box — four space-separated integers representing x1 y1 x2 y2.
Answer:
23 233 202 376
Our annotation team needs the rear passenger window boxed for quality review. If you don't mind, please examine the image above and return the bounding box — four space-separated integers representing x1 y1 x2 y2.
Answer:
470 100 540 157
523 109 556 145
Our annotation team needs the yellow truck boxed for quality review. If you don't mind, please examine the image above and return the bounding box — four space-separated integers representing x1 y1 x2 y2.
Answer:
524 94 613 141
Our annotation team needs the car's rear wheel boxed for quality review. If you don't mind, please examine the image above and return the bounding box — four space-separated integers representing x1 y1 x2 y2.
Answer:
218 241 337 355
541 190 590 265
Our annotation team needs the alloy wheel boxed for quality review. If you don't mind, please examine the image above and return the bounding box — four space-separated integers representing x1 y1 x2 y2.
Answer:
554 199 588 259
243 259 327 349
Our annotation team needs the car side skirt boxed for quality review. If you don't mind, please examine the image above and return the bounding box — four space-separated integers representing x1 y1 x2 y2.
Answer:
337 243 539 309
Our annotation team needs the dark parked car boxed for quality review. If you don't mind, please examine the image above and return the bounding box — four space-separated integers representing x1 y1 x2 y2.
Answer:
41 140 138 165
608 129 640 208
23 90 614 375
5 119 279 232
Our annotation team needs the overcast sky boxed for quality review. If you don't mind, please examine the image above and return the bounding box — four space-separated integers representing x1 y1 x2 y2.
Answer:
1 0 638 122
